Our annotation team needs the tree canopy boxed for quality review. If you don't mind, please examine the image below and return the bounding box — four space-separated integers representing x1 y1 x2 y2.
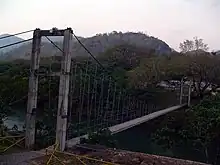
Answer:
0 40 219 151
152 94 220 164
126 49 220 98
179 37 209 53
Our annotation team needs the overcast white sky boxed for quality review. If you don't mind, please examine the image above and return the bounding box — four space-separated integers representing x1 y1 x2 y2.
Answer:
0 0 219 51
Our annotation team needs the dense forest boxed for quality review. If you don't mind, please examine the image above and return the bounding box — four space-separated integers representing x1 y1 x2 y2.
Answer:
152 95 220 164
0 35 220 164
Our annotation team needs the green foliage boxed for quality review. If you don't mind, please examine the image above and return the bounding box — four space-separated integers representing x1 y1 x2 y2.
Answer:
128 54 220 98
0 58 126 148
1 43 219 151
80 128 118 148
152 94 220 163
0 98 12 138
179 37 209 53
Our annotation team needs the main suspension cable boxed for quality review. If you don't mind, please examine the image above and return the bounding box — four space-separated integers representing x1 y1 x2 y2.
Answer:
0 30 34 40
0 38 33 50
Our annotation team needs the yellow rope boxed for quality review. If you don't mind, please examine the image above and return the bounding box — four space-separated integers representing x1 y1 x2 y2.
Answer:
0 135 117 165
33 148 119 165
75 156 87 165
2 137 25 152
2 138 23 148
0 135 24 139
51 154 66 165
0 136 23 143
46 142 59 165
48 149 119 165
0 135 25 152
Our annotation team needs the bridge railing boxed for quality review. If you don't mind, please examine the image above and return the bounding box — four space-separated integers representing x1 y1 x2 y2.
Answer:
66 60 187 141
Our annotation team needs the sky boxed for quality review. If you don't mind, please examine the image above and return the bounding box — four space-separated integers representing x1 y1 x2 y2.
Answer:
0 0 219 51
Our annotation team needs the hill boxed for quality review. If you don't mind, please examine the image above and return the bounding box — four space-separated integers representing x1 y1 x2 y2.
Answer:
213 50 220 56
1 31 172 60
1 41 63 60
72 32 171 57
0 34 24 53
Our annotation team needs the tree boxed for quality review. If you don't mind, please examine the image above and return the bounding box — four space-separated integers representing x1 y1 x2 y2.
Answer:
179 40 194 53
162 55 220 98
179 37 209 53
188 55 220 98
194 37 209 51
128 53 220 98
152 95 220 164
127 56 166 89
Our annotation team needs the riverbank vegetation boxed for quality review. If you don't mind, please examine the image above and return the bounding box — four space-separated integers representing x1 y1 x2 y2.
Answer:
0 38 220 162
152 94 220 164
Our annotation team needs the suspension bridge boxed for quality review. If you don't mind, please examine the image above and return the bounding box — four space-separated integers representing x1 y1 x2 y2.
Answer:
0 28 191 164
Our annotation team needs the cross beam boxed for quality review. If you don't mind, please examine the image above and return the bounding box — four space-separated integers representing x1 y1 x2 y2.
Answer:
37 28 73 37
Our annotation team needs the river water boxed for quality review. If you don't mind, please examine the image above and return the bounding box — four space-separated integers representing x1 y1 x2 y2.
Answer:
4 108 206 163
3 110 25 131
113 114 206 163
113 121 174 156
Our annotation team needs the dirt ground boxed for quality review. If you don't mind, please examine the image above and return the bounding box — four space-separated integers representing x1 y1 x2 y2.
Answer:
29 144 209 165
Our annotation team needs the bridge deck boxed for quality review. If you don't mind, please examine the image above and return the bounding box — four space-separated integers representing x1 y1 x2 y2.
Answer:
66 104 187 148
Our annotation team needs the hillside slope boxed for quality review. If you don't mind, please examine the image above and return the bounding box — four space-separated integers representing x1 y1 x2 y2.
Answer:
1 32 172 60
72 32 171 57
0 34 24 53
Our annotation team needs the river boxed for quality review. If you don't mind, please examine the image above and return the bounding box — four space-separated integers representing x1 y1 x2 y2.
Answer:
3 110 25 131
113 115 206 163
3 104 206 163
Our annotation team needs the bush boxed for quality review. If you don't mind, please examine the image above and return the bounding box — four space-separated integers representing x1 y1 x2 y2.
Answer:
80 128 118 148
